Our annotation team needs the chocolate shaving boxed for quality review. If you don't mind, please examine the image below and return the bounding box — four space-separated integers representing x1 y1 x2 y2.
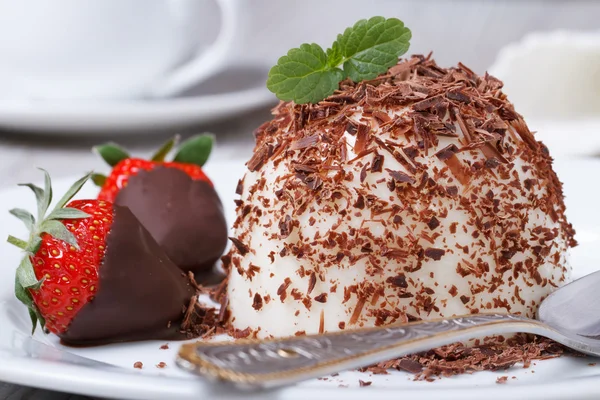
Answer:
308 272 317 294
424 248 445 261
228 237 249 256
371 154 384 172
388 274 408 288
180 295 222 339
235 179 244 195
447 89 471 104
314 293 328 303
291 134 319 150
247 143 272 172
397 359 423 373
355 123 370 154
386 168 415 184
427 216 440 231
252 293 263 310
346 121 358 135
435 144 459 161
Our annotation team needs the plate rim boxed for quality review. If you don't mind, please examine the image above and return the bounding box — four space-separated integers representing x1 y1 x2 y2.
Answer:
0 85 276 133
0 158 599 400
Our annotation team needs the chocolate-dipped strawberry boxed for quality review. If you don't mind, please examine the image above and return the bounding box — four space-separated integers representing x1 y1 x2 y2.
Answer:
7 171 195 345
92 135 228 277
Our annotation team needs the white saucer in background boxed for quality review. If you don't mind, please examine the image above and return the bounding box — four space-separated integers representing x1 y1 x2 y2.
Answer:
489 30 600 157
0 65 276 135
489 30 600 120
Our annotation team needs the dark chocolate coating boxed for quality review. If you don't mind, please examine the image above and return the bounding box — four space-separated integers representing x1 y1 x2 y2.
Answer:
59 205 195 346
115 167 228 275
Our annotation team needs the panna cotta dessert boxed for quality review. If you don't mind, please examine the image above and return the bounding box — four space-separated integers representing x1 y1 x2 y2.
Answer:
224 55 576 339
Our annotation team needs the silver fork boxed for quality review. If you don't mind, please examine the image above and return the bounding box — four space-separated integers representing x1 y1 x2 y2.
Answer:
178 269 600 389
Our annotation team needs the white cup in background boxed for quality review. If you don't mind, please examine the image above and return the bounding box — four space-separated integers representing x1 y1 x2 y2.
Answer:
0 0 239 101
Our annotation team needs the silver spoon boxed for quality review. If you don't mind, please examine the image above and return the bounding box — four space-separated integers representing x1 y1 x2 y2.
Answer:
177 269 600 389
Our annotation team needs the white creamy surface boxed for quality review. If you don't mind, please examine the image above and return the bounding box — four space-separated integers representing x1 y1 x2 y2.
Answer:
227 98 572 339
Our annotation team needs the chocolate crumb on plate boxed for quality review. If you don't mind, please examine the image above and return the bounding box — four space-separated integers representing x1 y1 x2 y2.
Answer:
496 376 508 384
359 380 373 387
364 335 569 380
133 361 143 369
156 362 167 369
160 344 169 350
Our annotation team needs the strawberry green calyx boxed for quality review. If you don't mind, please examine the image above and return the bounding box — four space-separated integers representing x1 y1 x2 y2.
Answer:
6 170 92 333
151 135 180 162
173 134 214 167
93 142 130 167
91 134 215 187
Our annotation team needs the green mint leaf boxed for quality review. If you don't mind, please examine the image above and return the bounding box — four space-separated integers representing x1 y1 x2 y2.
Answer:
47 208 91 221
152 135 180 162
91 173 107 187
174 134 214 167
17 183 45 221
268 17 411 104
326 41 344 69
39 220 80 250
9 209 35 231
52 172 92 211
335 17 411 82
93 143 130 167
267 43 344 104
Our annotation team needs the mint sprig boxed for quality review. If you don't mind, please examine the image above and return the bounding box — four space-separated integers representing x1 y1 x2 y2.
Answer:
267 17 411 104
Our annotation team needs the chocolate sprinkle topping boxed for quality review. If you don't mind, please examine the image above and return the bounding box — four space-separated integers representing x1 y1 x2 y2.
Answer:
225 54 576 346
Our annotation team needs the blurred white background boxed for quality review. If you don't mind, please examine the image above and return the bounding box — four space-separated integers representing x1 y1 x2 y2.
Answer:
235 0 600 73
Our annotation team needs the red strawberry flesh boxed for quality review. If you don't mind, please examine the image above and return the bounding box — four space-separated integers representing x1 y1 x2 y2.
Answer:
98 158 211 203
30 200 113 333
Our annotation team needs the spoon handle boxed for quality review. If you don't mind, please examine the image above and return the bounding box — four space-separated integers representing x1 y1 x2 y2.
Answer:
177 313 549 389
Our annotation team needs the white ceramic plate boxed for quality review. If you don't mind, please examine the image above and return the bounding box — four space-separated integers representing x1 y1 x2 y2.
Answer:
0 158 599 400
0 66 276 135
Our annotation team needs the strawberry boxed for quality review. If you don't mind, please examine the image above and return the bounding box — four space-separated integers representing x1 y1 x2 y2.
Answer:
7 171 112 334
92 134 214 203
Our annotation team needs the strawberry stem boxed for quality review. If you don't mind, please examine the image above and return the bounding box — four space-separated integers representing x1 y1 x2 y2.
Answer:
7 235 27 250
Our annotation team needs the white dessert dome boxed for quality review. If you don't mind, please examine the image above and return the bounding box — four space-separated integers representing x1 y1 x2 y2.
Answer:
223 55 576 339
